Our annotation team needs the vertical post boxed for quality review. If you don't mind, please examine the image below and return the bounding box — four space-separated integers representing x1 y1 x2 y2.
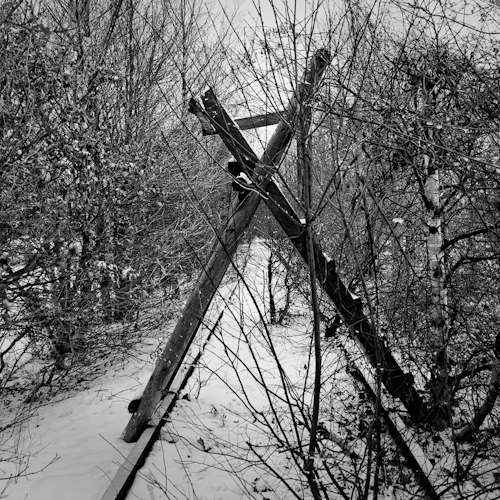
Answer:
298 109 322 487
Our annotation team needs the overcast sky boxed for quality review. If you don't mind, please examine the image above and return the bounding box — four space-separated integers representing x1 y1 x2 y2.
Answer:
237 0 320 28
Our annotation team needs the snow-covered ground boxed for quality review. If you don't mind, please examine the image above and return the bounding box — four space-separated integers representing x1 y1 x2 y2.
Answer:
1 364 133 498
2 240 500 500
2 240 325 500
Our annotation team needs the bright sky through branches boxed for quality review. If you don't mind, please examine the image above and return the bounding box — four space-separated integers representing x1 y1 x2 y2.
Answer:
237 0 327 28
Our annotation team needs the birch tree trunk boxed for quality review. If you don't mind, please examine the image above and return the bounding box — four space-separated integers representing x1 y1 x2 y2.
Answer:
422 93 450 424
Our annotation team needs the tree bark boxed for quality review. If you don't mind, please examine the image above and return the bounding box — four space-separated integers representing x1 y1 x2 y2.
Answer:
421 91 450 423
297 106 323 478
454 359 500 443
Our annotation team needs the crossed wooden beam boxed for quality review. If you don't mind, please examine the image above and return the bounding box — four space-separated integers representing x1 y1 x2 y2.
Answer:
122 49 429 445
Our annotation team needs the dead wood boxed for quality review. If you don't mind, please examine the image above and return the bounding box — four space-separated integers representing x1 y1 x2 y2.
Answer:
455 358 500 443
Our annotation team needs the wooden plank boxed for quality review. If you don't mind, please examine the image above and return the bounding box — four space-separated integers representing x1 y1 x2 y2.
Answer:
201 111 283 135
101 427 156 500
263 181 429 422
121 49 331 443
102 394 176 500
199 89 428 423
104 313 224 500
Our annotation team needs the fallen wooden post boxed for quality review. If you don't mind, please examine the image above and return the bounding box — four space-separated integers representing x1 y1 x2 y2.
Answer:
104 311 224 500
102 395 176 500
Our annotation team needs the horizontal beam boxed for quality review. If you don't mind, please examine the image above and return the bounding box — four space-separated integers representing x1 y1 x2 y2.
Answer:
201 111 283 135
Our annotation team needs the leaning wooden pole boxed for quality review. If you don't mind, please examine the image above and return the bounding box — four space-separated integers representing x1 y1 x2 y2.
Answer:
198 92 429 423
122 50 330 443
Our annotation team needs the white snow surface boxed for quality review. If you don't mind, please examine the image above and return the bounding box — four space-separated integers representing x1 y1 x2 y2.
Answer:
2 367 138 499
2 357 147 499
3 240 499 500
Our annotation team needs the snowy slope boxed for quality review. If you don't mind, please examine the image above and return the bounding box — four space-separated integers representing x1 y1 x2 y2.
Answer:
0 241 416 500
2 356 152 499
4 240 498 500
2 241 298 500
